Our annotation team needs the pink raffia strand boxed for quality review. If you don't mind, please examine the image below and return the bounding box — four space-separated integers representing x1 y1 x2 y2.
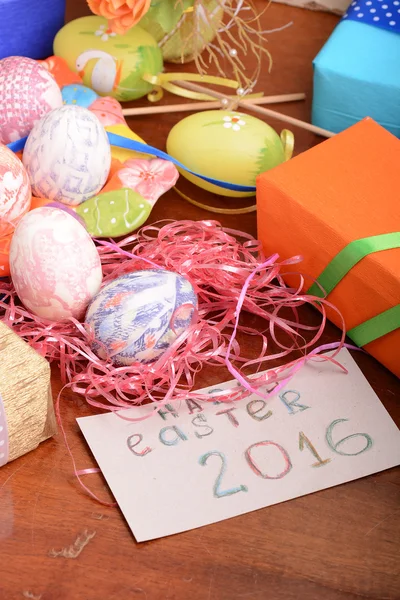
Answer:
0 220 347 417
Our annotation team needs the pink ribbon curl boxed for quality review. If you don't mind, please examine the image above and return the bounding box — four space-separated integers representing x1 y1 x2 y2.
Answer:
0 219 347 419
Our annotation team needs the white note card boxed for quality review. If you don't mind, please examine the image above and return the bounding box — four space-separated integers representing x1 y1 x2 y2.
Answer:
77 349 400 542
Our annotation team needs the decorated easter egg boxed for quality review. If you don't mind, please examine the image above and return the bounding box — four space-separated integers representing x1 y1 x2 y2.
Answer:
62 82 98 108
10 207 102 321
62 83 126 127
85 270 198 365
166 110 294 198
22 105 111 206
0 56 62 144
53 16 163 102
0 144 31 236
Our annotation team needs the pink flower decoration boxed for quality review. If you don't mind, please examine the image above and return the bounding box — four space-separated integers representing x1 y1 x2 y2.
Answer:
118 158 179 205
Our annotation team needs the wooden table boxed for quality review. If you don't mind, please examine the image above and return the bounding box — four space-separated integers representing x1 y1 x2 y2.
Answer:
1 1 399 599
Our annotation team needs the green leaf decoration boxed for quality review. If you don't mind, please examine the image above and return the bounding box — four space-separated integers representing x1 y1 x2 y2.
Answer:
76 189 152 237
114 44 130 49
79 31 95 35
140 0 195 36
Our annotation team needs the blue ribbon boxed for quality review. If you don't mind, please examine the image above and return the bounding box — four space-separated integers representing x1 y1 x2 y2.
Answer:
8 133 257 194
343 0 400 33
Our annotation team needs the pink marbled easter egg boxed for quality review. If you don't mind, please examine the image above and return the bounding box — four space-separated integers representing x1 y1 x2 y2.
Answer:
89 96 126 127
0 144 31 236
0 57 63 145
10 207 102 322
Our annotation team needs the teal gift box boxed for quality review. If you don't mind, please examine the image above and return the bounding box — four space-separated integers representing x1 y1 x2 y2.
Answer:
312 1 400 137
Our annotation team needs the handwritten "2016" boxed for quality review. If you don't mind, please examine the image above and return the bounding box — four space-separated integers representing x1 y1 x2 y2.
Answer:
199 419 373 499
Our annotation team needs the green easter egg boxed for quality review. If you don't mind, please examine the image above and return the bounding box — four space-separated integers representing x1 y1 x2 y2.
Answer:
77 189 152 237
53 16 163 102
166 110 293 198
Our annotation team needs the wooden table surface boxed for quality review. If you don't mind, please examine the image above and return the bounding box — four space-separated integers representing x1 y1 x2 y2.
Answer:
1 1 399 599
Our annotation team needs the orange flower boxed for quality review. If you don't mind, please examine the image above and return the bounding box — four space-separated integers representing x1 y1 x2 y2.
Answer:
87 0 151 35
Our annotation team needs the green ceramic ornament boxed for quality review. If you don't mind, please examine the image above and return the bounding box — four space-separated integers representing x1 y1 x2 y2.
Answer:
140 0 223 64
53 16 163 101
76 189 152 237
139 0 194 43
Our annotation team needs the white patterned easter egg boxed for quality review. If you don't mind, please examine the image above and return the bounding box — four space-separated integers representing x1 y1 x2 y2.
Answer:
22 105 111 206
0 144 31 236
10 207 103 321
0 56 62 145
85 270 198 365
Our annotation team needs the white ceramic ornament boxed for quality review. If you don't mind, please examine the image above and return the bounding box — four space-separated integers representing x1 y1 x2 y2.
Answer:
22 105 111 206
10 207 103 321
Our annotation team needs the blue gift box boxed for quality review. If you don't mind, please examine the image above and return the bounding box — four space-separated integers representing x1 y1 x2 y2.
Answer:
312 0 400 137
0 0 65 60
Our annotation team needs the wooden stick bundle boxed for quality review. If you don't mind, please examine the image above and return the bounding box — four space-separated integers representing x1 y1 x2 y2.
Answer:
172 81 335 138
122 92 306 117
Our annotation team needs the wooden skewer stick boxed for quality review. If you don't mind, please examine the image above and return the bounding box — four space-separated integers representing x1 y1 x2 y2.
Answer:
122 92 306 117
173 80 335 138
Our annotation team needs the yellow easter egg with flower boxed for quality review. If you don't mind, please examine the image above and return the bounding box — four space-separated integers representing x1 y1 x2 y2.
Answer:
166 110 294 198
53 16 163 101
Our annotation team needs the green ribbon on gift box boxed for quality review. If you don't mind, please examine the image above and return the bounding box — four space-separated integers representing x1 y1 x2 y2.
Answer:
307 232 400 346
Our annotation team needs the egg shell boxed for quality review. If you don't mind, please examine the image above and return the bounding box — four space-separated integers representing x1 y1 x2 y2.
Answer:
10 207 103 321
22 105 111 206
85 270 198 365
53 16 163 102
0 56 62 145
166 110 292 198
0 144 31 236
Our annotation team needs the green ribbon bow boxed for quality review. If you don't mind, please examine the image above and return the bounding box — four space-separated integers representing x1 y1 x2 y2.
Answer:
307 232 400 346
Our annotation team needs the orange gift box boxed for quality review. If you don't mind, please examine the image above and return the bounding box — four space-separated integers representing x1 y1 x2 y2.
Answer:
256 118 400 378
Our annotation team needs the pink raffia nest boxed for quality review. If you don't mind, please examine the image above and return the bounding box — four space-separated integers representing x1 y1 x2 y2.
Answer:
0 220 346 413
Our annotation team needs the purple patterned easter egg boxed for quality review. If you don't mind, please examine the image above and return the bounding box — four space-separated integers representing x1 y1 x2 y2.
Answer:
10 207 103 321
22 105 111 206
85 270 198 365
0 56 63 145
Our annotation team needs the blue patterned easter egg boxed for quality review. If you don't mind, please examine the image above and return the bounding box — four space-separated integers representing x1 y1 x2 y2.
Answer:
85 270 198 365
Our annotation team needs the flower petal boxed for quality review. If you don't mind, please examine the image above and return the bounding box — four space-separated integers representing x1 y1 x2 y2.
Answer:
119 159 179 204
223 122 232 128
